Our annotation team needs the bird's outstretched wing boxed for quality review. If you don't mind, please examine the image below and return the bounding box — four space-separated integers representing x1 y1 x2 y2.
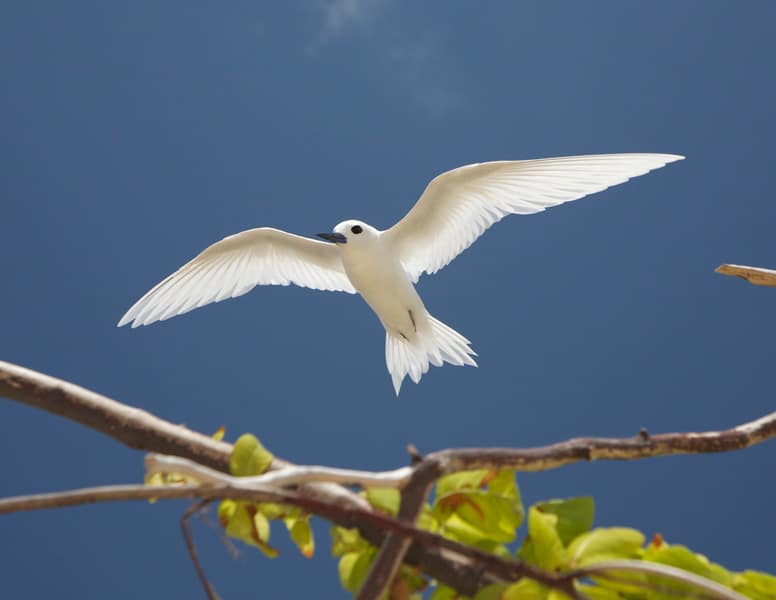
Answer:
384 153 684 281
118 227 355 328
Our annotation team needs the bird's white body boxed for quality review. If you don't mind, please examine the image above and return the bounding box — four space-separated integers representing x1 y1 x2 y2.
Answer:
333 222 477 392
118 153 684 393
339 229 423 341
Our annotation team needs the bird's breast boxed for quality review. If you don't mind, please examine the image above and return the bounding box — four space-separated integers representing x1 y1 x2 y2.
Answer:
341 244 425 336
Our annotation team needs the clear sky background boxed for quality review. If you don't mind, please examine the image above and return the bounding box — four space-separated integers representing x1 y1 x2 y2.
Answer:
2 2 775 598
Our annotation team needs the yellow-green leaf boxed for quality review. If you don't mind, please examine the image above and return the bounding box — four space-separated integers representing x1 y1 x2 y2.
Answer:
331 526 368 556
733 570 776 600
644 544 732 587
430 584 458 600
534 497 594 546
221 501 279 558
487 470 520 500
338 549 375 593
436 470 491 498
218 499 237 528
256 502 288 520
230 433 274 477
473 583 508 600
567 527 644 567
285 515 315 558
518 506 566 570
502 578 549 600
576 584 624 600
366 488 400 516
436 491 522 545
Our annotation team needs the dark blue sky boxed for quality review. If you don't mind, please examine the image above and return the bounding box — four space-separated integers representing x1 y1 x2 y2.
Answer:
2 2 775 598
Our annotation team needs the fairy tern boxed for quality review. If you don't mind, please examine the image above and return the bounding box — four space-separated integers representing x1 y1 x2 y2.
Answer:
118 153 683 393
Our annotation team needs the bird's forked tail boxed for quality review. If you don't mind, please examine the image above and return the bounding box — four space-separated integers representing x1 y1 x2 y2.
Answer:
385 314 477 395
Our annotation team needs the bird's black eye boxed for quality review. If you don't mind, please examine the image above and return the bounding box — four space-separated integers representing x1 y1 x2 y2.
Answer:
351 225 363 234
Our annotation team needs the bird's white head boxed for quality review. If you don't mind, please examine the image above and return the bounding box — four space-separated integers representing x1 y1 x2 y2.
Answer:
317 220 379 246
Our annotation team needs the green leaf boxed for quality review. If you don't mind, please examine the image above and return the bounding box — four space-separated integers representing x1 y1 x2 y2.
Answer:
398 565 428 595
255 502 288 520
417 503 438 533
366 487 400 516
733 570 776 600
285 514 314 558
502 578 549 600
567 527 644 567
488 470 524 528
576 584 625 600
338 548 376 593
221 500 279 557
645 543 732 587
218 499 237 527
473 583 508 600
487 470 521 500
435 491 522 545
518 506 566 570
331 526 368 557
229 433 274 477
534 497 594 546
430 584 458 600
436 470 491 498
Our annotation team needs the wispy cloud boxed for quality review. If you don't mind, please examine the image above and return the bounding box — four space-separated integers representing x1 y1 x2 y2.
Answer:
387 32 462 116
310 1 463 116
314 0 389 45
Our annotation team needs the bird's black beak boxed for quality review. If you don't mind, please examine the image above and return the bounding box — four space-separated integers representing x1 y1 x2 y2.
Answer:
317 232 347 244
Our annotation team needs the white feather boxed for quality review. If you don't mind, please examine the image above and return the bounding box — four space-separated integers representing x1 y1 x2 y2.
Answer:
385 154 684 282
118 227 356 328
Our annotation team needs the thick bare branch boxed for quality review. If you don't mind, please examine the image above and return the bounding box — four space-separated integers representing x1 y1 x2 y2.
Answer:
0 360 368 515
0 360 232 471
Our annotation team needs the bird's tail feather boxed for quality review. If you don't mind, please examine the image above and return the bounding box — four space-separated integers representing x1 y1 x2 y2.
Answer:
385 315 477 395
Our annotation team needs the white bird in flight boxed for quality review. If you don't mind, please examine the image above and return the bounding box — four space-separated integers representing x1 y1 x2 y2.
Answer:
118 153 683 394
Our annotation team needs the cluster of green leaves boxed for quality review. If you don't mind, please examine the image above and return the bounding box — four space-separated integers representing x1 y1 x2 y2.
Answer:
331 469 776 600
149 436 776 599
216 434 314 559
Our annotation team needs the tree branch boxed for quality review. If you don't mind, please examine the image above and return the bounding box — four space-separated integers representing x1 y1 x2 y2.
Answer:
4 360 776 599
181 501 220 600
422 411 776 475
716 263 776 287
357 460 441 600
0 482 577 597
0 360 232 471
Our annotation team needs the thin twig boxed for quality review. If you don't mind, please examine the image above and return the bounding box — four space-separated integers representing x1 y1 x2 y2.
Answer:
424 410 776 475
181 501 220 600
146 454 413 490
